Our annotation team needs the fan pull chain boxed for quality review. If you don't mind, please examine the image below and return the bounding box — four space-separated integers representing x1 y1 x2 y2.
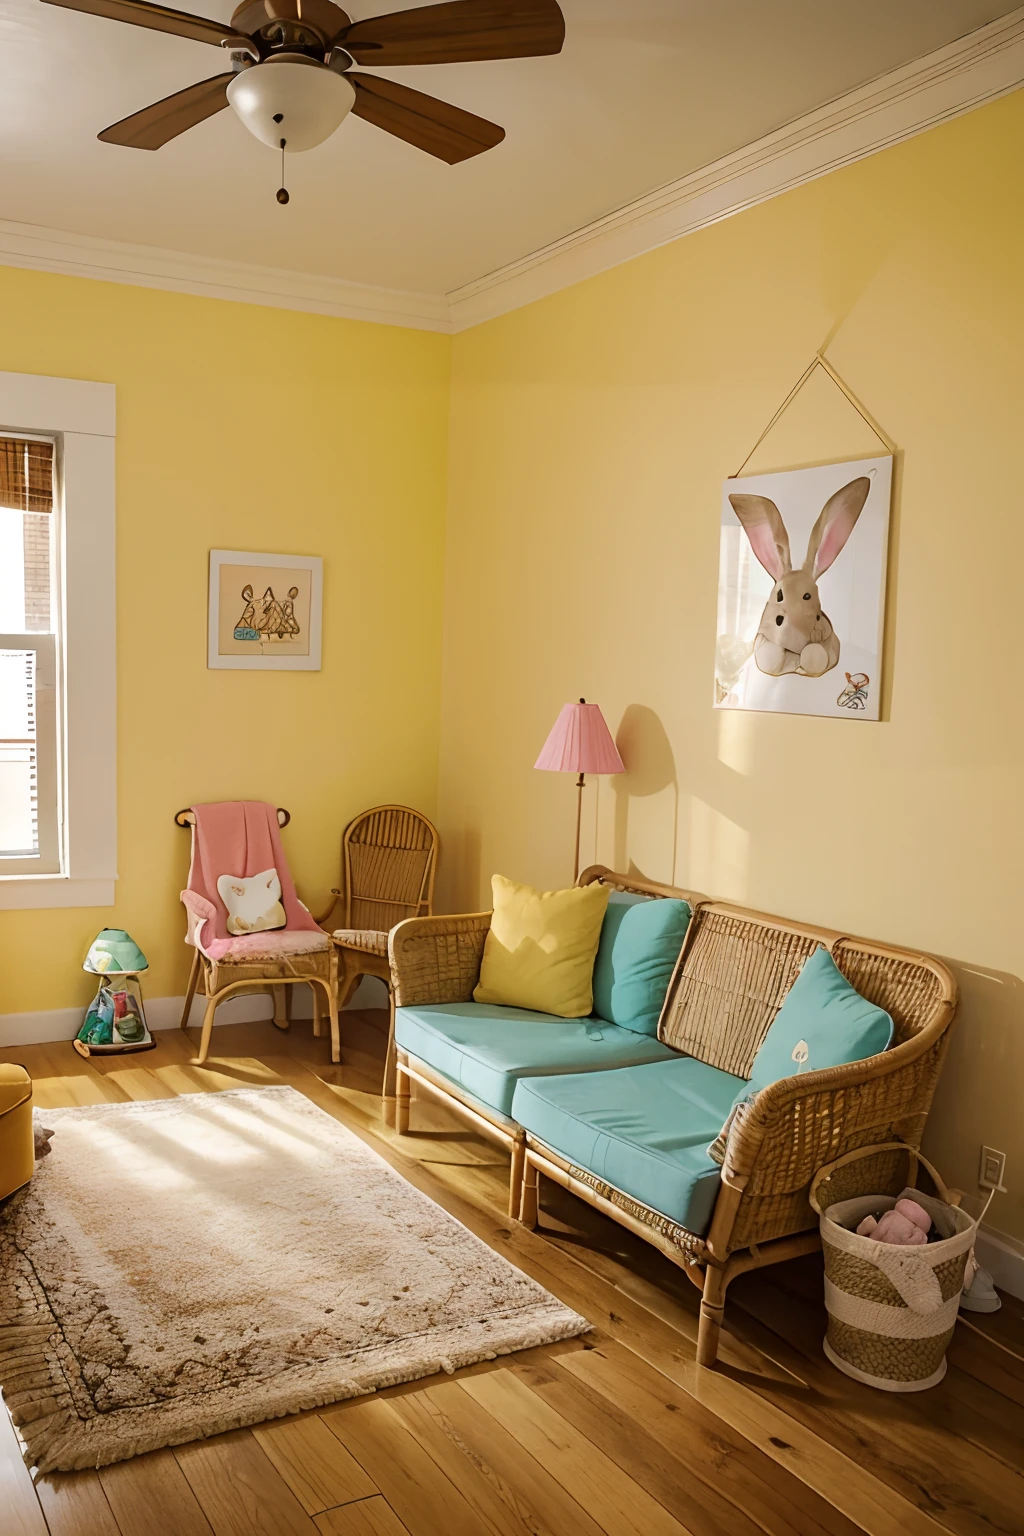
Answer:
276 135 289 205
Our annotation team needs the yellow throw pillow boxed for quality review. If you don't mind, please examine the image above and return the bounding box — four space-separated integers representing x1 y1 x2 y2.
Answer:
474 875 611 1018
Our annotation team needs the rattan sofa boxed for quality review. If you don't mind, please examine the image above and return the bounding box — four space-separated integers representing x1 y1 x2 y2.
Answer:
389 866 957 1367
390 870 695 1210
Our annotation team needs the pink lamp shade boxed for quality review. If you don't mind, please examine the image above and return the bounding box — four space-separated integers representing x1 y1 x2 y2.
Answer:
535 701 625 775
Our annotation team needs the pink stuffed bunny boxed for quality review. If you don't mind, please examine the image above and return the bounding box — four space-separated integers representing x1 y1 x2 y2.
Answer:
857 1198 932 1246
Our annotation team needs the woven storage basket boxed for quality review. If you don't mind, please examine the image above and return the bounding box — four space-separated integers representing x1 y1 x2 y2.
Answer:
810 1142 976 1393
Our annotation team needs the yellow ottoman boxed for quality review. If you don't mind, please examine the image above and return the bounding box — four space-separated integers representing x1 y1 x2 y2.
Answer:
0 1064 34 1202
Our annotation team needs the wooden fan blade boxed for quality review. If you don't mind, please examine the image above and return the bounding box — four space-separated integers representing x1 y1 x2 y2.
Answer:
98 72 232 148
341 0 563 66
350 73 503 162
40 0 251 49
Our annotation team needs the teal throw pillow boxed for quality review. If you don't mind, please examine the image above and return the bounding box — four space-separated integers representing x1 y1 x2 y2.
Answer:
708 945 894 1167
748 944 894 1091
591 892 690 1037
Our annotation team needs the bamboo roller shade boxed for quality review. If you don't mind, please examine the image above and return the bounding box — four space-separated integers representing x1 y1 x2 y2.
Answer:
0 437 54 514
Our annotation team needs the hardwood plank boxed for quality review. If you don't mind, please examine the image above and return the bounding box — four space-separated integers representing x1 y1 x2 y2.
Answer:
938 1362 1024 1474
728 1267 1024 1536
554 1341 861 1536
674 1353 943 1536
520 1354 839 1536
388 1384 590 1536
24 1043 128 1108
985 1287 1024 1345
321 1397 498 1536
253 1415 376 1516
175 1430 319 1536
390 1378 606 1536
364 1394 527 1536
149 1057 281 1097
460 1368 696 1536
314 1496 412 1536
558 1334 932 1536
35 1471 120 1536
99 1448 215 1536
0 1406 48 1536
947 1316 1024 1408
89 1063 178 1101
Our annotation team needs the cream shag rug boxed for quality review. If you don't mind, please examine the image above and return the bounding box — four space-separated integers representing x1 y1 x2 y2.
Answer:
0 1086 587 1471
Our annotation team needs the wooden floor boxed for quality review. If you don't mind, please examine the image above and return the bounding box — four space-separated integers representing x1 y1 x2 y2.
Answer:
3 1010 1023 1536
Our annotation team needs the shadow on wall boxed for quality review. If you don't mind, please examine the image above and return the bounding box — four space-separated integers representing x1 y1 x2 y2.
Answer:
436 825 482 914
613 705 679 884
923 958 1024 1243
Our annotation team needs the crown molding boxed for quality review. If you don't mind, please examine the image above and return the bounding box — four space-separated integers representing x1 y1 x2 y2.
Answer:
446 6 1024 331
0 218 451 333
2 10 1023 335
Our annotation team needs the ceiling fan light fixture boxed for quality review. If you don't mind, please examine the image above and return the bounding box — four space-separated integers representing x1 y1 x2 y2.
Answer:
226 54 355 152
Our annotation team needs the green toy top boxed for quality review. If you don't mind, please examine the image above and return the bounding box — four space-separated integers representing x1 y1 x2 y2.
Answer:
84 928 149 976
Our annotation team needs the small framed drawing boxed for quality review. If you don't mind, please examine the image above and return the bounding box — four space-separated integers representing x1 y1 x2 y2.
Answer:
208 550 322 671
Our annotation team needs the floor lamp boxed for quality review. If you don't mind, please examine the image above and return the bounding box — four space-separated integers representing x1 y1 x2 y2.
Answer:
534 699 625 881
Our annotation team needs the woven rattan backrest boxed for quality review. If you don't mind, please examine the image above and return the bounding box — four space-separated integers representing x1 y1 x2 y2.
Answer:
577 865 704 906
659 903 955 1077
343 806 439 934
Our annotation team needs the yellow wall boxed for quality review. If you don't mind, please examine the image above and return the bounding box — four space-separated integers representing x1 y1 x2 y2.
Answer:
0 266 450 1013
3 91 1022 1241
441 93 1024 1241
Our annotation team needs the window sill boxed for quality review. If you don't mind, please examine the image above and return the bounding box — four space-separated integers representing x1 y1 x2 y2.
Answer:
0 876 116 911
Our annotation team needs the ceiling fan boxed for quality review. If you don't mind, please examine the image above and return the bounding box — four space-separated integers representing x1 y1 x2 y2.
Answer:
40 0 565 186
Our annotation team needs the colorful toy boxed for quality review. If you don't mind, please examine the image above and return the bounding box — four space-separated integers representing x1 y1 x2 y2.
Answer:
74 928 155 1058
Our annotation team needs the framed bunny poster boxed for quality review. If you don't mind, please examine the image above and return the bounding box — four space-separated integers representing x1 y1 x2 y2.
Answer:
715 455 892 720
208 549 322 671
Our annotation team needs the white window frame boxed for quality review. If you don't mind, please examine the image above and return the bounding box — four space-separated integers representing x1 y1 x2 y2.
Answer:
0 371 116 910
0 632 60 873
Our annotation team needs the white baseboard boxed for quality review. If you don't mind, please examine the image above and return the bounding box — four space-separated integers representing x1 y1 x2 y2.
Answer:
976 1225 1024 1301
0 976 388 1049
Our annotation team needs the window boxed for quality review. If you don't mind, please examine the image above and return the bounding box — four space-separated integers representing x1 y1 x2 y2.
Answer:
1 435 61 874
0 371 116 910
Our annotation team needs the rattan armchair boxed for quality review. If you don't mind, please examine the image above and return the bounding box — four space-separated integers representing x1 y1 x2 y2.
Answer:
318 805 439 1118
176 806 340 1067
389 867 958 1367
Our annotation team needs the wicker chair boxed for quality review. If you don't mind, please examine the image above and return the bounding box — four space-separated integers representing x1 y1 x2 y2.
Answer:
319 805 439 1117
389 866 958 1367
177 807 340 1067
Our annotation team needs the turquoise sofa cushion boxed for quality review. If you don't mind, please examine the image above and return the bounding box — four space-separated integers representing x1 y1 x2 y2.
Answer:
512 1056 745 1235
591 892 691 1037
395 1003 678 1119
748 945 894 1092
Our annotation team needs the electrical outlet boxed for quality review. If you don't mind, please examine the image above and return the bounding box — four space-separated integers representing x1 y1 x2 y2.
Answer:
979 1145 1008 1193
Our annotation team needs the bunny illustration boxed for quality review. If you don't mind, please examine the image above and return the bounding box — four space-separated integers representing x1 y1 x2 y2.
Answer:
728 476 871 678
216 868 286 936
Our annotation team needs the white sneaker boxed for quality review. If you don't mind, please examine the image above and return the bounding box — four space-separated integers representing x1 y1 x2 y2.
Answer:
960 1263 1002 1314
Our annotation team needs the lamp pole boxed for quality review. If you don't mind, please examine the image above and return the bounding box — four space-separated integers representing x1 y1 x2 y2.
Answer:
572 697 587 883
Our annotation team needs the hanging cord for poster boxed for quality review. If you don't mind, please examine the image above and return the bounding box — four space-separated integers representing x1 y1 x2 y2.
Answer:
731 353 897 480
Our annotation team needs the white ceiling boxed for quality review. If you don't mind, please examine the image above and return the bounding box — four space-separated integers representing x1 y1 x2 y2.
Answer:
0 0 1015 295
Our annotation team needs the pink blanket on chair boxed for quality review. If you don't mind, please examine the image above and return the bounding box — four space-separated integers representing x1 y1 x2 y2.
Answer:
181 800 322 961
